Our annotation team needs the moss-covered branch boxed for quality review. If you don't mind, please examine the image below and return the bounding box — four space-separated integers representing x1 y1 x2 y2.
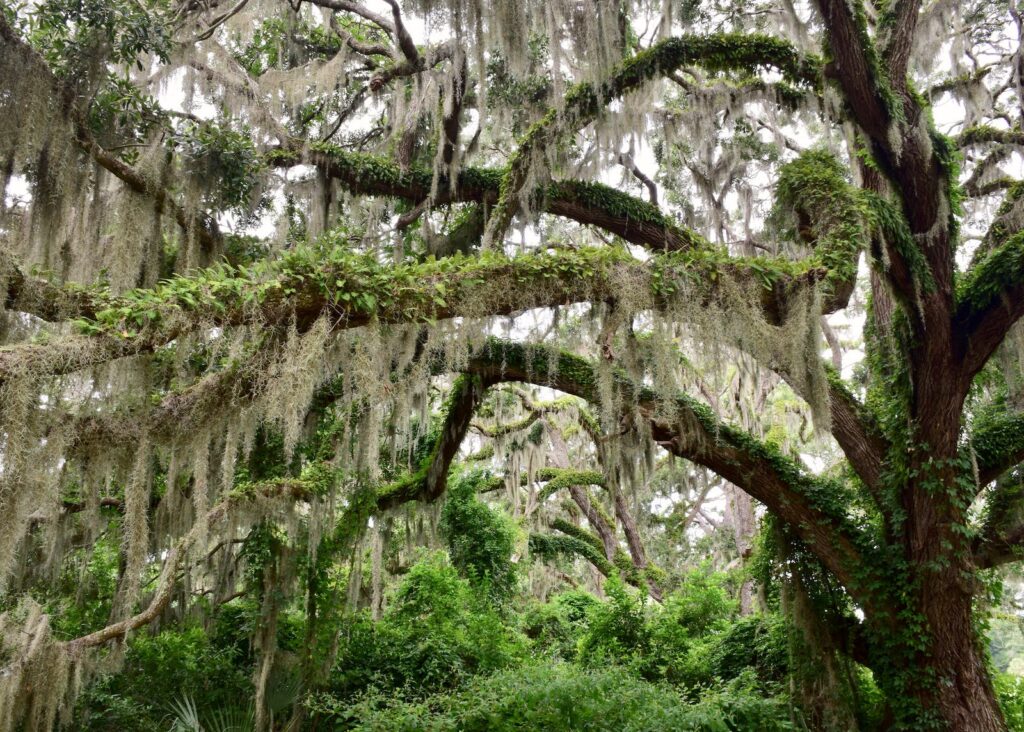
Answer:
955 230 1024 381
484 33 822 246
272 144 709 253
0 242 831 385
62 476 318 653
0 251 105 322
956 126 1024 149
971 406 1024 488
465 338 874 597
528 531 615 577
375 373 493 510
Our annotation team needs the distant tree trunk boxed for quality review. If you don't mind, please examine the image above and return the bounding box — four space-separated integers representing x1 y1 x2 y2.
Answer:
723 483 756 614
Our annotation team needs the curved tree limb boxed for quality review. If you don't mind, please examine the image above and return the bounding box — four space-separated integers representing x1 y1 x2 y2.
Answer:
464 339 870 596
63 477 316 653
483 33 822 247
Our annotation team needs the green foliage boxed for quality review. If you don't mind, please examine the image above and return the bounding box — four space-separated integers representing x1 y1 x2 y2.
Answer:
996 673 1024 731
87 75 165 158
312 663 795 731
176 121 266 216
328 554 526 699
577 575 650 665
44 534 120 639
439 471 519 604
70 627 252 732
709 614 790 685
520 590 601 661
233 16 347 77
28 0 169 76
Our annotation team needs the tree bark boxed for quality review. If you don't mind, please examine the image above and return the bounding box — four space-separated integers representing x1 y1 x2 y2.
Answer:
913 584 1004 731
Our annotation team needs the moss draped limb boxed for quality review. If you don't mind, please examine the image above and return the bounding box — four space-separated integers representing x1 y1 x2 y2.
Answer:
485 33 822 246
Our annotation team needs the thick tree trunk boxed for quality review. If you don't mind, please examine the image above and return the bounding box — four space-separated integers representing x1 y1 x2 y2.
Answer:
868 577 1004 731
913 574 1005 731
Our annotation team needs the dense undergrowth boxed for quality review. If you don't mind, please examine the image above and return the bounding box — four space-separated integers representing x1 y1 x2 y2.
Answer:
56 510 1024 732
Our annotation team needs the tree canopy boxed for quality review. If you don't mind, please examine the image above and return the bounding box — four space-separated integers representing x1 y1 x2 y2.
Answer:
3 0 1024 729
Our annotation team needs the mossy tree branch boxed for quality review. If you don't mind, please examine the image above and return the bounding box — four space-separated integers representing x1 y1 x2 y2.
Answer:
483 32 822 246
955 231 1024 382
465 339 872 597
957 126 1024 148
971 407 1024 489
62 477 318 653
0 243 832 385
272 145 710 253
0 15 221 255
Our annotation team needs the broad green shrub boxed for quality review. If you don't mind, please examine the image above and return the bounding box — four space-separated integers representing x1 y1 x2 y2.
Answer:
313 663 795 731
642 570 737 687
709 614 789 686
70 627 252 732
997 673 1024 731
329 553 526 698
577 574 650 665
520 589 601 661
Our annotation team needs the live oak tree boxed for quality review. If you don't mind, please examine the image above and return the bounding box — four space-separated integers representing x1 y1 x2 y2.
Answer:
2 0 1024 729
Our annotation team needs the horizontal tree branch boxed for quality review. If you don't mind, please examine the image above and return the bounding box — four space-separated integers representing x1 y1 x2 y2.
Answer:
0 244 831 386
957 126 1024 148
272 145 710 253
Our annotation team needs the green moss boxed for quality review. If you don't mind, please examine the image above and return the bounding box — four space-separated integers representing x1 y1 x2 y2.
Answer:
535 469 606 503
529 531 614 577
957 231 1024 317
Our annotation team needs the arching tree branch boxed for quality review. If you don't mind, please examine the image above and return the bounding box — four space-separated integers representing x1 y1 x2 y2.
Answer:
484 33 822 246
465 339 870 595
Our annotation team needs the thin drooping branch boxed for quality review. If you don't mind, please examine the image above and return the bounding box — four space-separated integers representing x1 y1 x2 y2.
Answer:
306 0 395 35
383 0 419 66
618 151 658 204
826 375 888 499
0 15 221 255
376 372 495 510
63 478 316 654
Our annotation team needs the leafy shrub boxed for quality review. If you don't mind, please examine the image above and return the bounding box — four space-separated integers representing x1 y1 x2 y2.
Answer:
71 627 252 731
313 663 794 731
641 570 736 686
996 673 1024 731
577 574 650 666
709 614 789 685
520 590 600 661
329 553 526 698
